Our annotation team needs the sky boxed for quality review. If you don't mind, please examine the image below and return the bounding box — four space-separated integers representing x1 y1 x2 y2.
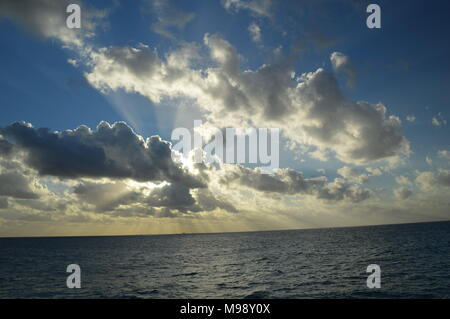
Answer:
0 0 450 237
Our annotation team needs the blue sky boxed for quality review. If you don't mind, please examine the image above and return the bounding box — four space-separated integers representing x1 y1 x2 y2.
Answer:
1 0 449 155
0 0 450 236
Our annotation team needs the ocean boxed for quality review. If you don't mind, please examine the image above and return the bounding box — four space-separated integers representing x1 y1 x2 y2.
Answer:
1 221 449 299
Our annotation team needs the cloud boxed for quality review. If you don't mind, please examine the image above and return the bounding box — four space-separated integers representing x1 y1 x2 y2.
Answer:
223 0 273 17
220 165 325 193
72 178 238 216
0 136 14 157
146 183 196 210
395 175 411 186
194 188 238 213
438 150 450 161
0 209 54 222
0 121 241 218
220 165 372 203
0 121 204 188
248 22 262 43
74 181 140 212
0 172 39 199
287 68 410 164
337 166 369 184
416 170 450 191
0 0 105 47
330 52 356 87
317 178 373 203
72 173 237 215
432 113 447 127
406 115 416 122
145 0 195 39
84 36 410 165
394 187 412 200
366 167 382 176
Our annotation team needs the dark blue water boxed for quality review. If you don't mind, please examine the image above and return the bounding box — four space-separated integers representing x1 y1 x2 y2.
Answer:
1 221 449 298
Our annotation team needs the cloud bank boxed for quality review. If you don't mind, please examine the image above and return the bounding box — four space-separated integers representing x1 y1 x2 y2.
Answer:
83 35 410 166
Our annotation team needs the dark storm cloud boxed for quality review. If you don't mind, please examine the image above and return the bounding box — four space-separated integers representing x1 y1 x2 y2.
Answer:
0 121 204 188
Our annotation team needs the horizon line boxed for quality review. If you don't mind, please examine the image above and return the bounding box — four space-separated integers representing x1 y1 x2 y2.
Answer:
1 219 449 240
